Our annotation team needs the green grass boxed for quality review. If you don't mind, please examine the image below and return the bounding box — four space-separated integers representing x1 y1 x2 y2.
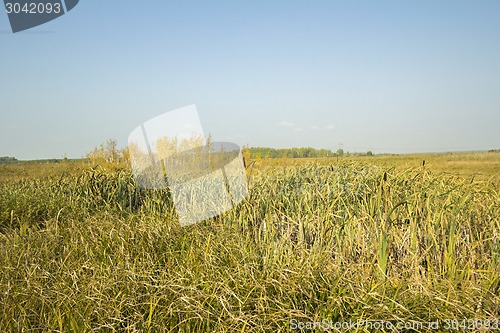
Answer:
0 154 499 332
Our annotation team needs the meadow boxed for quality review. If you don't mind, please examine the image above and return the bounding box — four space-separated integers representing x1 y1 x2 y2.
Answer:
0 152 499 332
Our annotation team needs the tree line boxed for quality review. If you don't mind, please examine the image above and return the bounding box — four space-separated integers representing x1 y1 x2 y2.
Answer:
0 156 18 164
1 140 377 165
245 147 336 159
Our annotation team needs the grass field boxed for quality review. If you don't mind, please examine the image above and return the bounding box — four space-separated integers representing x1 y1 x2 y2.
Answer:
1 152 499 332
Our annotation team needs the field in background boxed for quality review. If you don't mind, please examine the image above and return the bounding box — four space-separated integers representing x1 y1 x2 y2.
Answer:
253 152 500 184
0 152 499 331
2 151 499 184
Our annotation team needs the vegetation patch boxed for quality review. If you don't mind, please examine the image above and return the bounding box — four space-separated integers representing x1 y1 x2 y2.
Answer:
0 156 498 331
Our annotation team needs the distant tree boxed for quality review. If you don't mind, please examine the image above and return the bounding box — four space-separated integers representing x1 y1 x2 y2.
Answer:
105 139 118 163
87 138 122 164
318 149 331 157
367 151 373 156
87 144 105 164
245 147 334 159
336 148 344 157
0 156 18 163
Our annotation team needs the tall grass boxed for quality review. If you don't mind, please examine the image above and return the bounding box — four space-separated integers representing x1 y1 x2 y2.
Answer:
0 161 498 331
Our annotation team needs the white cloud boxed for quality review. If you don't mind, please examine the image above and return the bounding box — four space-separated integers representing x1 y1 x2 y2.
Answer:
294 127 304 132
310 125 320 130
325 124 336 130
277 121 294 127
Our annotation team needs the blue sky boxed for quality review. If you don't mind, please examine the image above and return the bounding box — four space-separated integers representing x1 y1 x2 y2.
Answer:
1 1 499 159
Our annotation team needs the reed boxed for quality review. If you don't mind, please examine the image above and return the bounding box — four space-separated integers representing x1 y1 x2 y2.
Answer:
0 158 498 331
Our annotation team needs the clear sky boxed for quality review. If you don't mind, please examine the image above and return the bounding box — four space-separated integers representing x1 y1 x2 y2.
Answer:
1 1 499 159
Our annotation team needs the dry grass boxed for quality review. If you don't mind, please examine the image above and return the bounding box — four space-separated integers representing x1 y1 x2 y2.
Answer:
0 153 499 331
